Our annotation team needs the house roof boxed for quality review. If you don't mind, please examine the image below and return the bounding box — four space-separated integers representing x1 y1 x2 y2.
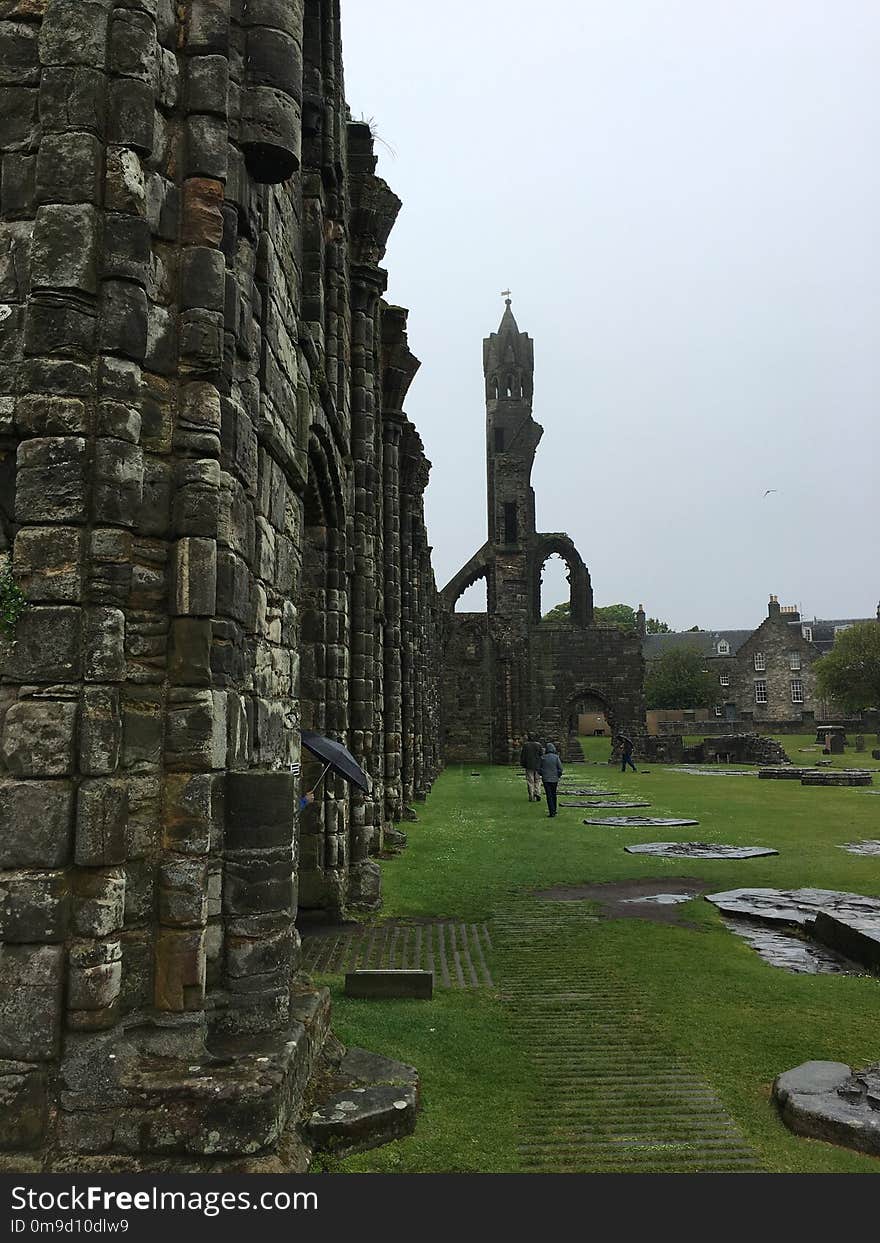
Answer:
791 617 875 654
642 630 752 660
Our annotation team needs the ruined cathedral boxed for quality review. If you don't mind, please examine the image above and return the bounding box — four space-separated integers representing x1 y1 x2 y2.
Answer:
0 0 643 1173
440 300 645 761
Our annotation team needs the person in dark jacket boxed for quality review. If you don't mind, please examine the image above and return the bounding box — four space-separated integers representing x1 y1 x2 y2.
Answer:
519 734 544 802
539 742 563 817
617 733 637 773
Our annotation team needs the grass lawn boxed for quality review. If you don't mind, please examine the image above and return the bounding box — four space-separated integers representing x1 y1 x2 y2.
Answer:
310 736 880 1173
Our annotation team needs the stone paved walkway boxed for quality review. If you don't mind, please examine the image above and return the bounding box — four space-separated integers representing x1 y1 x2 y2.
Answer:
301 920 494 989
494 902 763 1172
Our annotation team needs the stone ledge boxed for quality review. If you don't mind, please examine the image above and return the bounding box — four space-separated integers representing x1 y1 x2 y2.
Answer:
773 1060 880 1157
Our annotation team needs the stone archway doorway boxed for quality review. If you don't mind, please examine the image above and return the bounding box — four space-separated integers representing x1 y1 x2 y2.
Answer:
566 689 614 740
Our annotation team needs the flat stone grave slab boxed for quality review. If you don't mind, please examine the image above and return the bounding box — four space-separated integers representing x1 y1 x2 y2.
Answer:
773 1061 880 1158
561 800 650 808
627 843 778 859
585 816 699 827
801 772 873 786
669 768 757 776
559 788 621 796
720 917 861 975
812 910 880 973
705 887 880 928
839 840 880 856
759 767 817 780
533 877 710 926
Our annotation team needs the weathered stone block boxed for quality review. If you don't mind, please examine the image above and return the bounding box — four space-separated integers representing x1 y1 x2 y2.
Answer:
39 0 111 68
0 1063 47 1150
184 0 229 55
70 868 125 938
79 687 121 775
165 688 215 771
180 177 223 246
1 699 77 777
186 54 228 116
0 779 73 867
93 438 144 524
179 307 224 372
0 869 69 942
0 20 39 86
185 113 228 180
122 688 163 770
154 927 205 1011
109 8 157 84
106 78 154 156
75 779 128 865
172 536 217 616
102 214 151 286
4 604 81 682
15 436 87 522
99 280 148 361
240 85 301 184
180 246 225 313
0 86 38 151
0 151 35 217
223 853 294 916
0 944 64 1060
24 294 97 357
13 525 83 601
67 939 122 1017
30 204 99 295
225 925 294 982
96 400 141 444
159 858 208 927
39 66 107 137
169 616 212 685
35 132 102 206
225 770 297 851
162 772 213 854
84 607 126 681
105 146 146 215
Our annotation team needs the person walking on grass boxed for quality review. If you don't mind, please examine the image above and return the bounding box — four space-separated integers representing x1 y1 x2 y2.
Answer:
520 733 544 802
617 732 637 773
540 741 563 817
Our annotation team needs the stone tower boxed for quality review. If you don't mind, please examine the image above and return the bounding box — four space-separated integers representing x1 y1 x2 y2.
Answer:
441 301 644 762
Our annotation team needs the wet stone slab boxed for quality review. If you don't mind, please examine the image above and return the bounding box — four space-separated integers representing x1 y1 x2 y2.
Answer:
721 916 862 975
621 893 694 906
585 816 699 827
559 789 621 796
560 800 650 809
705 887 880 928
627 843 778 859
773 1061 880 1157
668 768 757 777
839 841 880 856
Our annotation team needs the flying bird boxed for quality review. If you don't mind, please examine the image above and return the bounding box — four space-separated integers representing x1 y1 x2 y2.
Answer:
763 489 777 497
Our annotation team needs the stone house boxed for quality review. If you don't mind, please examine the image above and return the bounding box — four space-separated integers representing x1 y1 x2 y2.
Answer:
641 596 876 726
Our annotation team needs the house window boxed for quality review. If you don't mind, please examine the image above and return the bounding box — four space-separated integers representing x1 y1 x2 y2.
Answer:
789 652 801 671
494 427 505 451
717 640 730 655
719 674 730 687
802 626 812 642
503 502 517 544
714 704 723 717
754 652 766 671
791 680 804 704
834 624 851 636
754 680 767 704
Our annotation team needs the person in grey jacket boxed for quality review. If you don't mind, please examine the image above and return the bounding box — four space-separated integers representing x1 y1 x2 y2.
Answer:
539 742 563 817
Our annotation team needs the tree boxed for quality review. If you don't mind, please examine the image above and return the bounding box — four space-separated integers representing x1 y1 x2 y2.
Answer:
593 603 636 631
815 622 880 713
645 646 716 710
542 600 570 622
646 617 670 634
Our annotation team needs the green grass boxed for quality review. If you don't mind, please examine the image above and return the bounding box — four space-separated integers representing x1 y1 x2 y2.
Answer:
311 742 880 1173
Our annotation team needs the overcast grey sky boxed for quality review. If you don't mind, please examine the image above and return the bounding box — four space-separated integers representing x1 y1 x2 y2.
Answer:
340 0 880 630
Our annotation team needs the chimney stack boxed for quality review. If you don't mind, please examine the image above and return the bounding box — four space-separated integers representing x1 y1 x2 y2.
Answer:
768 593 780 619
636 603 647 639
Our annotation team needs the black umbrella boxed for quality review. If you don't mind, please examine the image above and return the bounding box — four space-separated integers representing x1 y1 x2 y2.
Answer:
300 730 370 793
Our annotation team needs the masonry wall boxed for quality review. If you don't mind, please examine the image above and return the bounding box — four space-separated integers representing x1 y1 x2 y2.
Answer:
0 0 440 1169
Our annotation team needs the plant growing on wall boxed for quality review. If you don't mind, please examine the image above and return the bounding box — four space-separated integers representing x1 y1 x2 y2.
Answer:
0 567 27 639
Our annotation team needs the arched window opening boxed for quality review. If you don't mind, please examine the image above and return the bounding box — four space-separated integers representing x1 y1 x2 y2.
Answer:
505 375 513 398
490 376 499 400
539 553 570 621
455 576 487 613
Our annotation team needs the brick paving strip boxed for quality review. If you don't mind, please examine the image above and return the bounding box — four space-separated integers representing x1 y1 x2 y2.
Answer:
300 920 494 989
494 901 763 1172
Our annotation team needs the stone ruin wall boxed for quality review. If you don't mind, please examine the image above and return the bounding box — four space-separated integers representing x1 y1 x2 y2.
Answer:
0 0 441 1169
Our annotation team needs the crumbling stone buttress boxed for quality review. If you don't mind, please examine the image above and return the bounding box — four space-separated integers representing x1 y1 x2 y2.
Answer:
0 0 440 1171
